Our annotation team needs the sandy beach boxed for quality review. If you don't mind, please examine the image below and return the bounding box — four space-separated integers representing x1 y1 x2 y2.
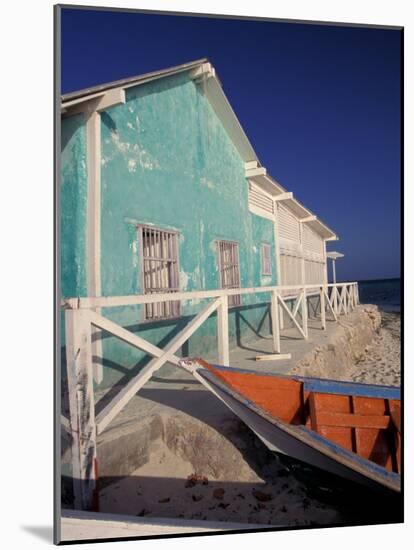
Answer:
100 437 342 528
347 311 400 386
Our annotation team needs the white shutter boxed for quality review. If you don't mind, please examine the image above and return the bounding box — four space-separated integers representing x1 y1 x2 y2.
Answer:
278 204 300 243
302 224 323 256
248 182 274 216
302 225 325 285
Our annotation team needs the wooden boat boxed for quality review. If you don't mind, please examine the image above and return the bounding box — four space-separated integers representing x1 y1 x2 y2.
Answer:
180 359 401 493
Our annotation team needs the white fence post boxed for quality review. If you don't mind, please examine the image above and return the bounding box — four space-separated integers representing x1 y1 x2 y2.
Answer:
320 286 326 330
301 288 308 339
279 303 284 331
65 309 98 511
217 295 230 366
342 285 348 315
271 290 281 353
334 285 338 316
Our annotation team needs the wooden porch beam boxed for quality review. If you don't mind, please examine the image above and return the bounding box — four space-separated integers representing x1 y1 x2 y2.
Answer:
88 311 181 365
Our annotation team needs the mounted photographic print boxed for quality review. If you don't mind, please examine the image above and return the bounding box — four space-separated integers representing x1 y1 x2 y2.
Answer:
55 4 403 544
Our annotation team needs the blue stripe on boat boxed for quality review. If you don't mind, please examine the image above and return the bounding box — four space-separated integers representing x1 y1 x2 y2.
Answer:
209 363 400 400
301 378 400 400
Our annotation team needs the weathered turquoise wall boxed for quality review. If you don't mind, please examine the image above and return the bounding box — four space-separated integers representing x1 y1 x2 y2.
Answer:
61 114 88 299
61 72 279 389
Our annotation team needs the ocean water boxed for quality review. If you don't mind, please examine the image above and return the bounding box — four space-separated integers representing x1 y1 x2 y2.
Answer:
357 278 401 313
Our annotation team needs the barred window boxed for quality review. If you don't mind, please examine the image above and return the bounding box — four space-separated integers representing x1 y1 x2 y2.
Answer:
140 226 180 320
261 243 272 275
217 240 241 307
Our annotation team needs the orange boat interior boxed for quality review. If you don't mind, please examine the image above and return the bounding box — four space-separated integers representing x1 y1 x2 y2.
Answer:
203 361 401 474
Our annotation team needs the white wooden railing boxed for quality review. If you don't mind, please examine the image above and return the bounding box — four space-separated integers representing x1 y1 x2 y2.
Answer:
62 281 358 510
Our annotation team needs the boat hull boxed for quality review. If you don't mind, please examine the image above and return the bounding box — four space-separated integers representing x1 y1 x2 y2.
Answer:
180 361 401 494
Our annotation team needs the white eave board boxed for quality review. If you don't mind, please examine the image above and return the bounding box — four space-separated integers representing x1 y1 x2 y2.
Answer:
203 75 258 163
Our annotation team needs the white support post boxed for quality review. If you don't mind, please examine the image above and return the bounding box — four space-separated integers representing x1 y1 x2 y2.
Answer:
65 309 98 511
273 199 284 332
334 285 339 316
301 288 309 339
279 304 285 330
271 290 281 353
86 110 103 384
341 285 347 315
320 286 326 330
324 289 337 321
217 295 230 366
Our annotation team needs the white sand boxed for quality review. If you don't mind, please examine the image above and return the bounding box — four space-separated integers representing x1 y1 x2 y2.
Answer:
100 438 340 527
347 311 400 386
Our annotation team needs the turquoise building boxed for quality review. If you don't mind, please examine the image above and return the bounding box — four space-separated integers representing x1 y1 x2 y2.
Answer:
61 59 337 389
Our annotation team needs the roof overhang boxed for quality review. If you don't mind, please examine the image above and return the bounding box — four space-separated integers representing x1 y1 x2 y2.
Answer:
245 168 337 241
62 59 337 241
327 251 345 260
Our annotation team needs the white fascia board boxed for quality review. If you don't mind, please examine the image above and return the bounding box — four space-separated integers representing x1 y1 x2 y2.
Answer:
274 192 293 202
202 74 259 163
62 58 207 103
62 88 126 117
189 62 216 82
96 89 126 112
62 91 106 110
245 166 267 178
300 215 317 223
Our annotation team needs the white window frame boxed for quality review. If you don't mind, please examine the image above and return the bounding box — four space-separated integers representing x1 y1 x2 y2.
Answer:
138 225 181 321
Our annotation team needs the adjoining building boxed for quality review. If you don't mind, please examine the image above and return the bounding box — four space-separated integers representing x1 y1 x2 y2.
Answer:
61 58 338 389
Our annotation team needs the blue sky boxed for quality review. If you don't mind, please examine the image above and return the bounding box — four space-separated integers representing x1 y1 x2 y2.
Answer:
61 8 401 282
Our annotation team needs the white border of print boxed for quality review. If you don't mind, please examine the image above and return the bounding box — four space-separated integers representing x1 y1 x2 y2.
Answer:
1 1 410 549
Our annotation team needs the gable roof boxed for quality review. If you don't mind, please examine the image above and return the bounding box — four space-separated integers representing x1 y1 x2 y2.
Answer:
61 59 337 241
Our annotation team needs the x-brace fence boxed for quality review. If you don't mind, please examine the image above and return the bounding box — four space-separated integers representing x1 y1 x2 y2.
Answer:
62 281 359 510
